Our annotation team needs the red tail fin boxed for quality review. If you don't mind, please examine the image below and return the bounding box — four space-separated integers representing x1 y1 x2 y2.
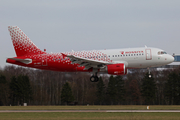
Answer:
8 26 45 57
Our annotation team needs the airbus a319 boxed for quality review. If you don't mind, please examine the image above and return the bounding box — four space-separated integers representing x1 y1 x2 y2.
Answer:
6 26 174 82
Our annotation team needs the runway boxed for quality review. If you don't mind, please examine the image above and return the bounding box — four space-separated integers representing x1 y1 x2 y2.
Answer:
0 110 180 112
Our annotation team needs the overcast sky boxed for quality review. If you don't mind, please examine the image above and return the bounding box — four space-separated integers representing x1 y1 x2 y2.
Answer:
1 0 180 68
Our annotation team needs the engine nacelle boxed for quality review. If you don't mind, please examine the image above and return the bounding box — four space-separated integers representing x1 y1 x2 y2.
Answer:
106 63 127 75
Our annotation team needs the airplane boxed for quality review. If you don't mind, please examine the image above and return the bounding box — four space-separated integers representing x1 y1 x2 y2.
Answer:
6 26 174 82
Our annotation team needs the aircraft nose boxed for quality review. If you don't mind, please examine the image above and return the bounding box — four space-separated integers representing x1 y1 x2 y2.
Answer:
168 55 174 63
171 56 174 62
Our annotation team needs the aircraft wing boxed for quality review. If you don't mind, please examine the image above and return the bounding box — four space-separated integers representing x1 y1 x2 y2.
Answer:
63 54 111 70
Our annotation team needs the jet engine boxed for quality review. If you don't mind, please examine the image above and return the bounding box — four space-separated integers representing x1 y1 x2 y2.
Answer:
106 63 127 75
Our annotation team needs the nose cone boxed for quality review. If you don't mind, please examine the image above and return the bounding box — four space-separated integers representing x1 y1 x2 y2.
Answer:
168 55 174 63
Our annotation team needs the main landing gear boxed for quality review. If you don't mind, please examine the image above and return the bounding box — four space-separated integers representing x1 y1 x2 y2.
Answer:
90 72 99 82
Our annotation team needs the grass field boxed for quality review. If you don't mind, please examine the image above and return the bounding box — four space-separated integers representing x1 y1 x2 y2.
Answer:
0 106 180 120
0 105 180 110
0 112 180 120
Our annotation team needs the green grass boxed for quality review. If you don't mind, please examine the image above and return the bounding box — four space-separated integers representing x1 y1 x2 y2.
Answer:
0 106 180 120
0 105 180 110
0 112 180 120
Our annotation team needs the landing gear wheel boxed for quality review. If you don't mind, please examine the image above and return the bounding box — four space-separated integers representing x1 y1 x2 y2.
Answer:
90 76 95 82
90 75 99 82
147 67 151 78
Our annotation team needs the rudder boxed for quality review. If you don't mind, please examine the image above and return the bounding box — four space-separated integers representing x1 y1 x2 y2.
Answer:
8 26 45 57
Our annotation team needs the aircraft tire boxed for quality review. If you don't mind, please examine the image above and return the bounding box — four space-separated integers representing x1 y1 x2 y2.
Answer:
90 76 99 82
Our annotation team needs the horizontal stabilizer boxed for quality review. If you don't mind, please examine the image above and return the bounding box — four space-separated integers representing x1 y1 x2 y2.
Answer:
8 58 32 64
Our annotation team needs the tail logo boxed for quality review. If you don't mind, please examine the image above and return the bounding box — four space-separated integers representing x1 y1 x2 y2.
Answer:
8 26 45 56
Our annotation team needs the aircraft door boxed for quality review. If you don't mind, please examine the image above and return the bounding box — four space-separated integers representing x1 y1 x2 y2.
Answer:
42 56 47 66
146 49 152 60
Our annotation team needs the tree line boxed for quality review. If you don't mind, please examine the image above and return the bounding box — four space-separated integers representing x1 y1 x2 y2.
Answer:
0 65 180 106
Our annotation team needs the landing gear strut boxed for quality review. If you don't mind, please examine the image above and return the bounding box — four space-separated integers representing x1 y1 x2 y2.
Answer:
90 72 99 82
147 67 151 78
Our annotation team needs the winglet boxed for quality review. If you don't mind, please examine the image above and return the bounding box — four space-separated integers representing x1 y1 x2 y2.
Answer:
61 53 67 58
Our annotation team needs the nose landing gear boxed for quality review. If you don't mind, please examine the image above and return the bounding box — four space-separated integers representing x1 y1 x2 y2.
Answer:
147 67 151 78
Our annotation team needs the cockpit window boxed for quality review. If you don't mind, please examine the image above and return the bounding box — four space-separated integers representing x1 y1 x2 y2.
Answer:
158 51 167 55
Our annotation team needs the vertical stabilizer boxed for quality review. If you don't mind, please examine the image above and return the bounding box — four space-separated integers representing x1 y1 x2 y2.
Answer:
8 26 45 57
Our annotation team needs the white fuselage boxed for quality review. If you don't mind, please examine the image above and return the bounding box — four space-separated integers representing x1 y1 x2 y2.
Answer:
99 47 174 68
